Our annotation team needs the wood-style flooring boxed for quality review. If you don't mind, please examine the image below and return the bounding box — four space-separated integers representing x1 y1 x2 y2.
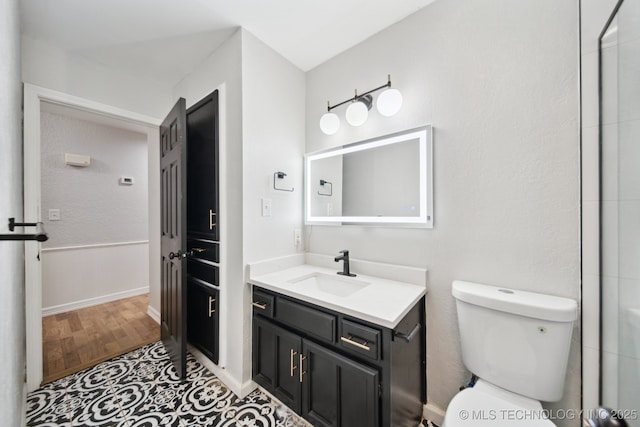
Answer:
42 293 160 384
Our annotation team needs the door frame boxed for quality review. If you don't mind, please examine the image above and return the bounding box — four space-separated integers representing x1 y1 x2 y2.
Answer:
23 84 161 391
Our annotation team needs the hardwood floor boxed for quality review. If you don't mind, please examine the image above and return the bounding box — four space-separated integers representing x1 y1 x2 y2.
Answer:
42 293 160 384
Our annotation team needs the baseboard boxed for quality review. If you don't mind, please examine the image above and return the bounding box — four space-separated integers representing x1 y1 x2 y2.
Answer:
424 402 446 426
187 344 255 398
42 286 149 316
146 305 161 324
21 381 28 426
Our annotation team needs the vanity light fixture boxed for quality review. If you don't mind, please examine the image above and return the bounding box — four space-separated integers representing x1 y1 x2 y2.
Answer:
319 74 403 135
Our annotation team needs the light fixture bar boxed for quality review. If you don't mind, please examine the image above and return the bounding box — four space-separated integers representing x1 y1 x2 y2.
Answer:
326 75 392 112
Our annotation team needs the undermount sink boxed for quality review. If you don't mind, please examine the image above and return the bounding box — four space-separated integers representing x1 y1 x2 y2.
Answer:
288 272 371 297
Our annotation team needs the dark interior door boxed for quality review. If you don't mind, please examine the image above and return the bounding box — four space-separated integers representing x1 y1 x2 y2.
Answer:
160 98 187 379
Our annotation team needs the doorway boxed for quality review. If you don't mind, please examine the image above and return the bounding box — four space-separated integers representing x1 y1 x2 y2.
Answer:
23 84 162 391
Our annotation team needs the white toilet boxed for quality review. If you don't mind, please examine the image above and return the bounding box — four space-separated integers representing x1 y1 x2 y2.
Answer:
442 280 578 427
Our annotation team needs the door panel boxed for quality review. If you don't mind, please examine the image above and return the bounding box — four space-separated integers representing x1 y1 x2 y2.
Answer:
187 280 219 364
186 91 219 241
160 98 187 379
252 317 303 413
302 340 379 427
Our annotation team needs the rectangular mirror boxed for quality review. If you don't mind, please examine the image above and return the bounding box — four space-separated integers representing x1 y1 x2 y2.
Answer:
305 125 433 227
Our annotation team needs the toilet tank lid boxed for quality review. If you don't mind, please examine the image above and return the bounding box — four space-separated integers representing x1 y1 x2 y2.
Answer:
452 281 577 322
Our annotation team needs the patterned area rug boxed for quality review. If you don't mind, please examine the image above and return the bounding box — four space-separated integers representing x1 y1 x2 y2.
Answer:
26 341 308 426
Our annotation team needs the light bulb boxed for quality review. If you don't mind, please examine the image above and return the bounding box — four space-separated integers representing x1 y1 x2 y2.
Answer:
376 88 403 117
319 112 340 135
345 101 369 126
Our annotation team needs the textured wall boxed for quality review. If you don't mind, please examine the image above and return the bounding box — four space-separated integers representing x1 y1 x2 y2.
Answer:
305 0 581 423
0 0 25 424
40 110 149 248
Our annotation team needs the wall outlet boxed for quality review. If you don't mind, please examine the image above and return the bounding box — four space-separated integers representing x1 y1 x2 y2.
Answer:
48 209 61 221
294 229 302 248
261 198 272 217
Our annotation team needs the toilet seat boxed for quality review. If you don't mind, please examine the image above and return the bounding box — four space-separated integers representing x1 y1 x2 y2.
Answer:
442 380 557 427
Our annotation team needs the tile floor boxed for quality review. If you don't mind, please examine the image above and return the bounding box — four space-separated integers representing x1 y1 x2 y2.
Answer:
26 341 309 426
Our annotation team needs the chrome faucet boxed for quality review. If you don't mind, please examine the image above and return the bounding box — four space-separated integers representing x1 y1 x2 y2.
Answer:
335 250 356 277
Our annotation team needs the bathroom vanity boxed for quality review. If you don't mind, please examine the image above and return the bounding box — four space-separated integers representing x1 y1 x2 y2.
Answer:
248 257 427 427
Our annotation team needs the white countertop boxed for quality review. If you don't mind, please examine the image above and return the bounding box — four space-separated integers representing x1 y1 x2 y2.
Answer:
248 263 426 329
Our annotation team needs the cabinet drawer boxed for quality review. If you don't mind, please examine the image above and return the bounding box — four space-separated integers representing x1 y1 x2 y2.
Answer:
187 238 219 263
252 289 275 318
187 259 219 286
339 319 381 360
276 298 336 344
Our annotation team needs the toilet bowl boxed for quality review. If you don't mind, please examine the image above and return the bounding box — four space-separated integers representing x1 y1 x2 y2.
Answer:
442 281 578 427
443 380 555 426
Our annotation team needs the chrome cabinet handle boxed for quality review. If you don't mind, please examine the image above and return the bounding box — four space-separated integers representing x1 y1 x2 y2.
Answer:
290 349 297 377
208 296 215 317
251 302 267 310
190 248 205 256
340 336 370 351
209 210 217 230
299 354 306 383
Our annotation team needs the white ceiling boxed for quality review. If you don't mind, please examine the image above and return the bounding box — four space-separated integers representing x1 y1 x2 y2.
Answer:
21 0 436 86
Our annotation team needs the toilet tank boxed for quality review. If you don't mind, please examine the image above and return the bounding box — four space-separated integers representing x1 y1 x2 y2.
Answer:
452 281 577 402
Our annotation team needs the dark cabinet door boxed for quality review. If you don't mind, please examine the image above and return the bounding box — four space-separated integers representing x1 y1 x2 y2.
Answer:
186 90 219 241
185 89 220 367
302 340 379 427
252 316 302 413
187 280 219 364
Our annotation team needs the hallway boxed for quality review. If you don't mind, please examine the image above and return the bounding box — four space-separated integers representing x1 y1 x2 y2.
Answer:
42 294 159 384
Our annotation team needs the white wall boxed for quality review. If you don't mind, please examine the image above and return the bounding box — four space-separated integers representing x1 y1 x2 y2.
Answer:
305 0 581 423
40 110 148 248
0 0 25 424
241 30 305 263
22 36 173 119
41 243 149 314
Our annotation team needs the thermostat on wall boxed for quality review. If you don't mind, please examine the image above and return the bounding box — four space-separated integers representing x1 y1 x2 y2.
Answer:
64 153 91 167
119 176 134 186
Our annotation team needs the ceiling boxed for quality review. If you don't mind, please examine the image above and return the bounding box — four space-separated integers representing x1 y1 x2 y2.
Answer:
21 0 436 86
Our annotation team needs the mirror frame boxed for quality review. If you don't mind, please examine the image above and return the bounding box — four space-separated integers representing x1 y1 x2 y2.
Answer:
305 125 433 227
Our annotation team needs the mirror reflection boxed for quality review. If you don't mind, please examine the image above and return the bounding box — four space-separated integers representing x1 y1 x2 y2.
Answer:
305 125 432 226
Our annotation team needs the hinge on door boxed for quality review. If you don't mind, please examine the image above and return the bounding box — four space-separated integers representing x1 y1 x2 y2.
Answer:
378 383 382 398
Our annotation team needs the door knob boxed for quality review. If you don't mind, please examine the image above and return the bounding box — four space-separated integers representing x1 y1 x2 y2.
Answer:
168 250 186 260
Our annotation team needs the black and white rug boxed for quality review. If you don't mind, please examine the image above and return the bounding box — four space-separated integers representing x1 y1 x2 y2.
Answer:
26 341 309 427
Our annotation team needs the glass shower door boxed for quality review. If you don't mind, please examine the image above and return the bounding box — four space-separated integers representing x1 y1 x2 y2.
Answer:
600 0 640 424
